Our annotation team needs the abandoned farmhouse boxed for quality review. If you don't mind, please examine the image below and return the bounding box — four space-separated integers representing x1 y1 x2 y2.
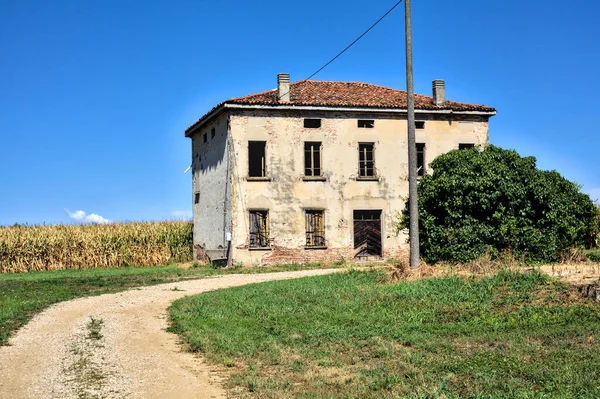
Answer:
186 74 496 265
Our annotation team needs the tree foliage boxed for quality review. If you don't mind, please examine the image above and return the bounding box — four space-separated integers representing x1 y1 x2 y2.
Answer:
400 145 598 263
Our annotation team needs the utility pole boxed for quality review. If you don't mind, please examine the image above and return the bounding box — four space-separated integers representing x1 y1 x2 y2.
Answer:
405 0 420 269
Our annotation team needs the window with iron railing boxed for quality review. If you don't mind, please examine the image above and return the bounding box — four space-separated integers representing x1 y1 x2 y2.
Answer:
249 210 269 248
305 210 325 248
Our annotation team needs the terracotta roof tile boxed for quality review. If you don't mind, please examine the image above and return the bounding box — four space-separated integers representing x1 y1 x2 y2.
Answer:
187 80 495 133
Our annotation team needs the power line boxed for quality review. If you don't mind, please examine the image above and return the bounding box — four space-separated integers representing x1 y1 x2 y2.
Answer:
303 0 404 81
277 0 404 100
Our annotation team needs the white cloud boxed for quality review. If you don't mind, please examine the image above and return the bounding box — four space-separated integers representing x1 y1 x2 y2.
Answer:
586 188 600 205
66 210 86 221
171 210 193 220
64 209 111 224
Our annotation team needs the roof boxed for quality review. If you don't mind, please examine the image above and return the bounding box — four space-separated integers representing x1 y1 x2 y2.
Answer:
186 80 496 135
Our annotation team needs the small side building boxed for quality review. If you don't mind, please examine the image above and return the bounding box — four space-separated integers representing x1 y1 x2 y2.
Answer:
186 74 496 265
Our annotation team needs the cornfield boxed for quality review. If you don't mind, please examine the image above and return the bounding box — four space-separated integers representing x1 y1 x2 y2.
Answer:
0 221 193 273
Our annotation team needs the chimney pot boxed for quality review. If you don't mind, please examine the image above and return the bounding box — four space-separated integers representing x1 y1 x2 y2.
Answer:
277 73 290 102
432 79 445 106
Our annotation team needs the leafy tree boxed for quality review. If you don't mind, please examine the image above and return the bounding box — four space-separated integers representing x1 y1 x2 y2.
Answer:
594 205 600 248
400 145 598 263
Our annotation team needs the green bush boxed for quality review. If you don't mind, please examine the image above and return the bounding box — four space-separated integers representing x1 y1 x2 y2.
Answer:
400 145 598 263
595 206 600 248
588 249 600 263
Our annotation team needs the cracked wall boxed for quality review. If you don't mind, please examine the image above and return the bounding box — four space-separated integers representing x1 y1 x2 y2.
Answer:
190 114 231 260
223 110 490 265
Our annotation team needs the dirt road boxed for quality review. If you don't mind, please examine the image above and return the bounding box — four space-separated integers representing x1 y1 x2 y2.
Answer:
539 263 600 285
0 269 339 399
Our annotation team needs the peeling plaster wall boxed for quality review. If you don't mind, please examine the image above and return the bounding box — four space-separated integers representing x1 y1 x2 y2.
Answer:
414 114 490 175
190 114 231 260
226 110 490 265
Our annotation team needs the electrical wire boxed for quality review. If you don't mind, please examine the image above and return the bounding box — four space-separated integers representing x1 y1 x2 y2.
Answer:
304 0 404 81
278 0 404 100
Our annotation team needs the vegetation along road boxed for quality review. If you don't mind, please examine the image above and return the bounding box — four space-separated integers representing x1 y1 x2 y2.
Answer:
171 268 600 398
0 268 339 399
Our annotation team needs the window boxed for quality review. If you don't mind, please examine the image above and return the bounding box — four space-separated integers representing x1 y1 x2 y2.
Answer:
415 121 425 129
304 142 322 177
358 119 374 128
248 141 267 177
249 210 269 248
459 143 475 150
304 118 321 128
358 143 375 178
203 133 207 143
211 128 215 139
416 143 425 177
305 210 325 248
194 192 200 204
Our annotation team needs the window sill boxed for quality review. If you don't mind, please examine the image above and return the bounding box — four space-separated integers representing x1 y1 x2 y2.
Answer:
302 176 327 182
246 177 271 182
304 246 328 250
356 176 379 181
248 246 272 251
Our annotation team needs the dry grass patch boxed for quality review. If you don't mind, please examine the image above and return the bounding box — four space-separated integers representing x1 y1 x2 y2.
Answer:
382 252 525 284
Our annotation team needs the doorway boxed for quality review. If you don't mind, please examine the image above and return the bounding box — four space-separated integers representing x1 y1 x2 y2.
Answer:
353 210 382 258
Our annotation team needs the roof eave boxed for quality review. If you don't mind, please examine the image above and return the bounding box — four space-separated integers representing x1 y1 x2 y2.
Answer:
223 103 496 115
185 102 497 136
185 103 227 137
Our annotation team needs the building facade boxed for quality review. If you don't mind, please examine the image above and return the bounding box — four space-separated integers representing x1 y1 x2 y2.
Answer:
186 74 496 265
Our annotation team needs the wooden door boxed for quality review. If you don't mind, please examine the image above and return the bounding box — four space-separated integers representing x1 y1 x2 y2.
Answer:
353 210 382 257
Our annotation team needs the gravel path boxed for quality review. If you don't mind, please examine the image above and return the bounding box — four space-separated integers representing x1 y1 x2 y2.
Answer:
0 269 340 399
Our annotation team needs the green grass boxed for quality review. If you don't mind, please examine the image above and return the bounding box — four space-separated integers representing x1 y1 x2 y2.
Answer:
169 269 600 398
587 249 600 263
0 262 335 346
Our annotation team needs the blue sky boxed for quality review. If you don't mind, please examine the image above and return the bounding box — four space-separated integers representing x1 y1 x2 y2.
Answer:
0 0 598 225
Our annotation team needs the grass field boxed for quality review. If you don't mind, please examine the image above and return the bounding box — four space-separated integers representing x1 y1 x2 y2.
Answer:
169 269 600 398
0 262 333 346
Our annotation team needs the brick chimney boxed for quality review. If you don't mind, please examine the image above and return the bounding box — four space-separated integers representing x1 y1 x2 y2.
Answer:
277 73 290 102
432 79 445 106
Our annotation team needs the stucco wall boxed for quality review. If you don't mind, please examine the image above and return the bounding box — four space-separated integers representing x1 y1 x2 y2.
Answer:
226 110 489 265
191 114 231 260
